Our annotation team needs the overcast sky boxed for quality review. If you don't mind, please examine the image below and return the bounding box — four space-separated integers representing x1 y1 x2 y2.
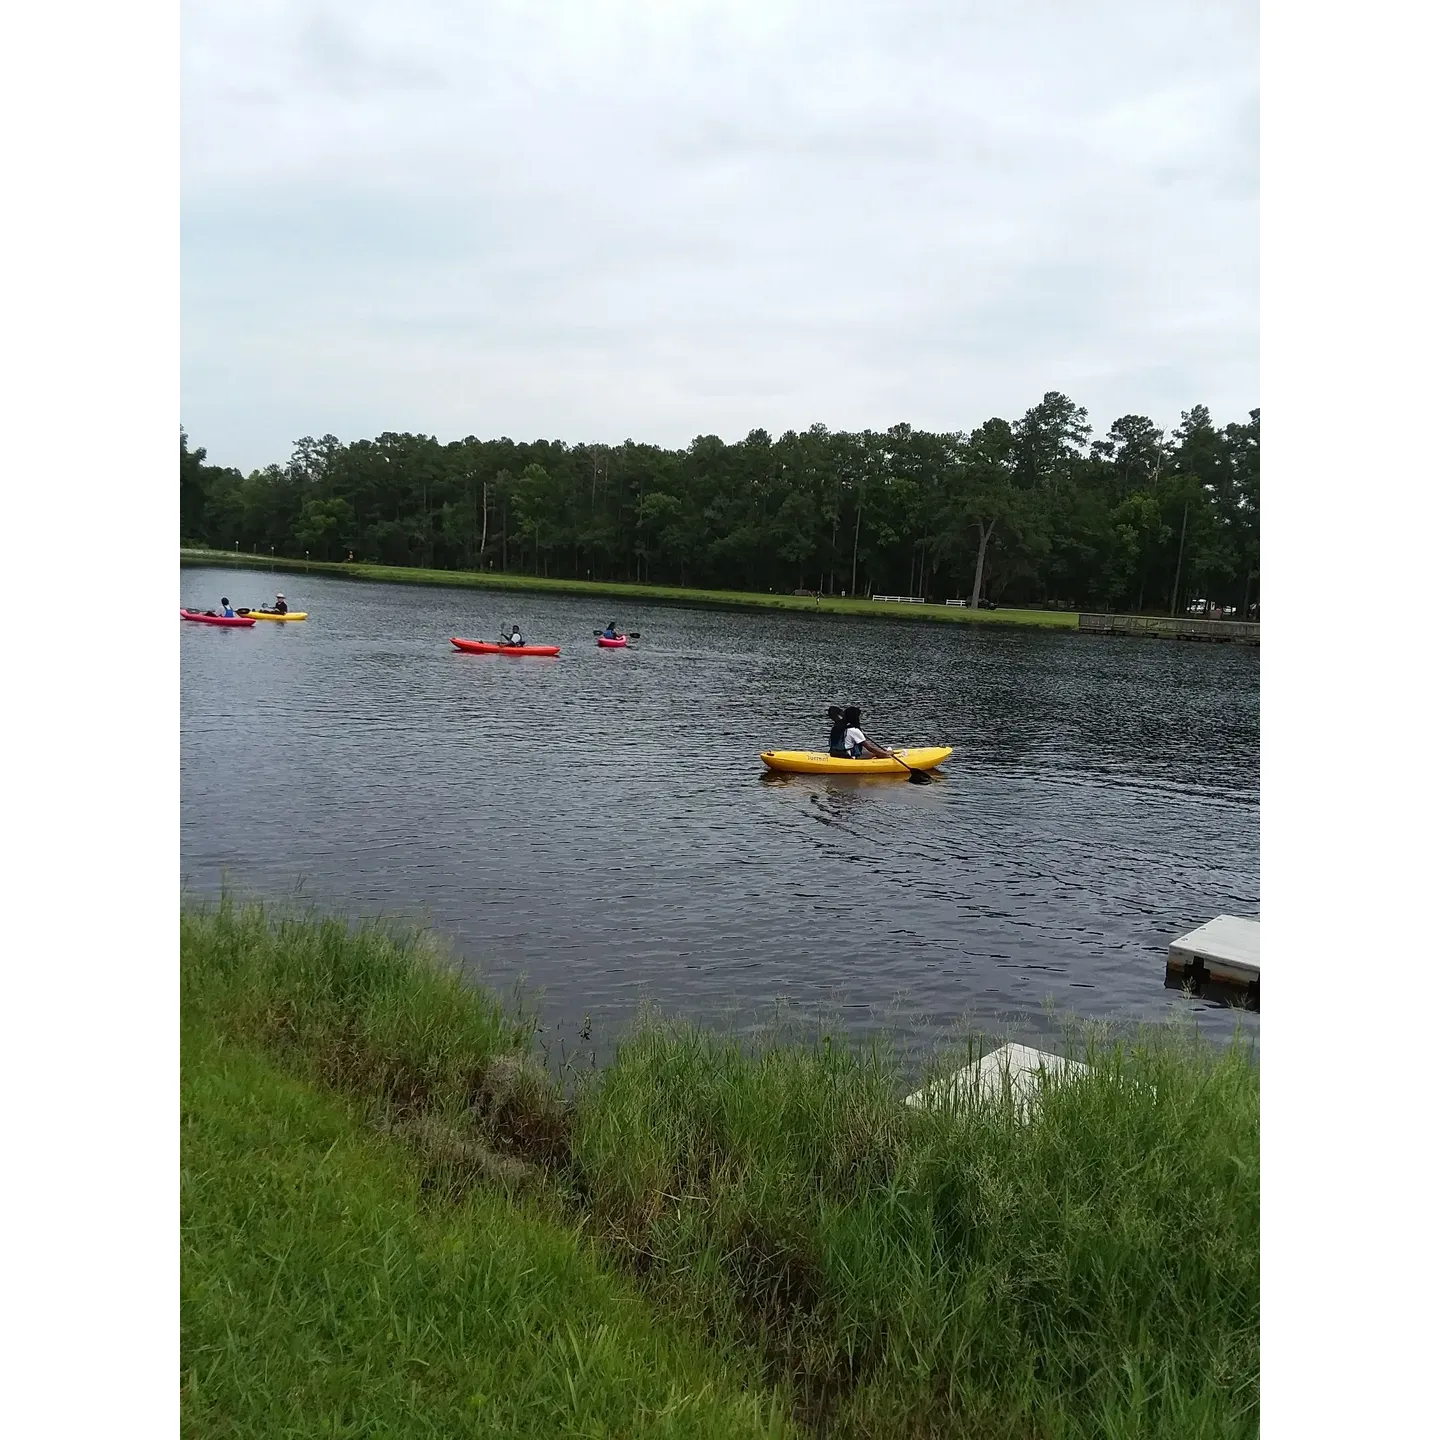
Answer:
182 0 1257 473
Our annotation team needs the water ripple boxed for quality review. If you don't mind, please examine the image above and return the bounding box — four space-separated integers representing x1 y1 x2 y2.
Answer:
182 568 1259 1057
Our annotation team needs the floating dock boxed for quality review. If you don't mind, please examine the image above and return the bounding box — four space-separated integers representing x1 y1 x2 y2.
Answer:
904 1042 1089 1117
1167 915 1260 1000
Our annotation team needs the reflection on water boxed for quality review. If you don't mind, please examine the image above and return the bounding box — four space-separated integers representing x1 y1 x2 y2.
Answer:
181 566 1259 1058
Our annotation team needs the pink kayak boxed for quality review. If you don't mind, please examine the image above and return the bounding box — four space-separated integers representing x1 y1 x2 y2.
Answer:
181 609 255 627
451 637 560 657
597 635 628 648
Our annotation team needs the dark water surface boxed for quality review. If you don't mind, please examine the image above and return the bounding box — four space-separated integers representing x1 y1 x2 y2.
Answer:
181 567 1259 1058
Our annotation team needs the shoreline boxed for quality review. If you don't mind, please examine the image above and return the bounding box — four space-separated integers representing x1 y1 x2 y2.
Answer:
181 548 1080 630
182 901 1259 1437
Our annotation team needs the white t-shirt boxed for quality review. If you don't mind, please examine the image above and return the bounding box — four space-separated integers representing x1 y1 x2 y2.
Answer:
844 725 867 751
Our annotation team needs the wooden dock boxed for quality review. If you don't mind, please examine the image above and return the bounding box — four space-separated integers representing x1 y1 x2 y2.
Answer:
1079 613 1259 644
1167 916 1260 1003
904 1042 1089 1117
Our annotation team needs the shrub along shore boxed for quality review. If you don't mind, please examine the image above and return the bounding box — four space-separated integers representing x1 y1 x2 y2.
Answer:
181 903 1259 1439
180 548 1081 629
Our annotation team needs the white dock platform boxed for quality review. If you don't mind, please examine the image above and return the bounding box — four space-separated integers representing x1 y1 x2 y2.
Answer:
1167 915 1260 987
904 1042 1088 1116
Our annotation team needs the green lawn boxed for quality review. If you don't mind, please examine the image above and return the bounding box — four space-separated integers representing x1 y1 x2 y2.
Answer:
182 1018 790 1438
183 902 1259 1439
180 549 1080 629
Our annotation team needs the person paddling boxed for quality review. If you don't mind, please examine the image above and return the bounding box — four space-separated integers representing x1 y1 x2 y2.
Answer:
602 621 619 639
841 705 898 761
502 623 524 647
271 593 288 615
220 597 235 618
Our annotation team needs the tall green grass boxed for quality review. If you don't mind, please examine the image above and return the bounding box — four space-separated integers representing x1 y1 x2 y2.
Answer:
183 902 1258 1438
573 1025 1258 1437
182 902 545 1133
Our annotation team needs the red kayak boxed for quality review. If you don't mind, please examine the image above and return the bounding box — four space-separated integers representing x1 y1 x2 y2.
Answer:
597 635 628 648
182 609 255 627
451 637 560 657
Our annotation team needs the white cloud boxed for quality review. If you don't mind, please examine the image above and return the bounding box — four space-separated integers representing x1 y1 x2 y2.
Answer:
183 0 1257 469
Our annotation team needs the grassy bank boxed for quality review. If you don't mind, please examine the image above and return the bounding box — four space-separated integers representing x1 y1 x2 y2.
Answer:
183 1021 788 1437
182 903 1259 1438
180 548 1080 630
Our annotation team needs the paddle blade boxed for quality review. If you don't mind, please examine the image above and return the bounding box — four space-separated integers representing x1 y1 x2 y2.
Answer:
908 768 933 784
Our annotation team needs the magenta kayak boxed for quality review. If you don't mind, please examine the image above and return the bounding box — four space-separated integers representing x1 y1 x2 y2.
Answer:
597 635 628 648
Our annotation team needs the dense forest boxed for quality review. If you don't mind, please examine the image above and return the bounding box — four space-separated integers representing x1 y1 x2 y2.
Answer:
181 393 1258 614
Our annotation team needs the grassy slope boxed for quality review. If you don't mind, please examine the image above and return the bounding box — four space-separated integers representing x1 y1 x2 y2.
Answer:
183 902 1259 1439
182 1017 789 1439
180 549 1080 629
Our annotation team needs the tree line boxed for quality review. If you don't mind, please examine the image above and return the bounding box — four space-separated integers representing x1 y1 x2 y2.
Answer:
181 392 1259 614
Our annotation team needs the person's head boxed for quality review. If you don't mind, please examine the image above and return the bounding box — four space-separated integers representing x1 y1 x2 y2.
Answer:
826 706 843 723
221 597 229 606
276 593 284 601
843 705 861 726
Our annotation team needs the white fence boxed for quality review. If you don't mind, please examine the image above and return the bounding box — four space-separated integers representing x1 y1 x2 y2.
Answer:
871 594 926 604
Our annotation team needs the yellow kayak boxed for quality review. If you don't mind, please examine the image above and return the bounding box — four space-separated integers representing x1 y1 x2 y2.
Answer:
760 746 952 776
244 609 308 621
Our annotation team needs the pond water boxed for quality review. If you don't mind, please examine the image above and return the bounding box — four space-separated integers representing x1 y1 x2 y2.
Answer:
181 566 1260 1061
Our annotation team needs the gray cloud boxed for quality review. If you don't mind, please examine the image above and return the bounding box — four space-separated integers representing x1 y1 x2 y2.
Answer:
183 0 1257 469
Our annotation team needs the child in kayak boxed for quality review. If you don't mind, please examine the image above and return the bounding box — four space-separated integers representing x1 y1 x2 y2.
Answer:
502 624 524 646
826 706 848 757
603 621 618 639
220 597 235 618
842 706 897 761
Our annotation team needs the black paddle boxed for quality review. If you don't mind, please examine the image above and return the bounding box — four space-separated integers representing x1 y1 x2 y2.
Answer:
593 630 640 638
884 746 933 785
